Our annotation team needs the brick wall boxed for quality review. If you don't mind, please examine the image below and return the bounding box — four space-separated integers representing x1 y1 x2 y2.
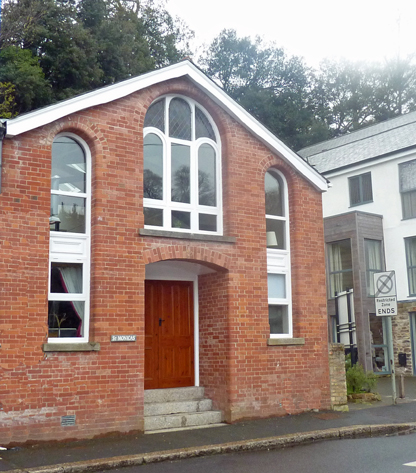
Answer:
0 77 331 445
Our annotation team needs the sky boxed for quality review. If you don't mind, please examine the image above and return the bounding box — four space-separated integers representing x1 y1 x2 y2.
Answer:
166 0 416 68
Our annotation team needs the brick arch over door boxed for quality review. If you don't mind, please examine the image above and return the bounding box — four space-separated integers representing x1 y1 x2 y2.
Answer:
143 246 231 271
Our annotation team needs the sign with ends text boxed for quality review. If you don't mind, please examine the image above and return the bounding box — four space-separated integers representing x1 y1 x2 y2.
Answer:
373 271 397 317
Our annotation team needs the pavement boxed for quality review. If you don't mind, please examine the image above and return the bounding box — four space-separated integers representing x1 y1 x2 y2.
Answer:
2 376 416 473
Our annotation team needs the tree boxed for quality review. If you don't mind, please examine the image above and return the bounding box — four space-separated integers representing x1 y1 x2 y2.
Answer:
1 0 103 100
0 46 51 114
0 0 193 111
312 59 378 137
200 29 328 149
373 56 416 122
0 82 17 118
77 0 192 84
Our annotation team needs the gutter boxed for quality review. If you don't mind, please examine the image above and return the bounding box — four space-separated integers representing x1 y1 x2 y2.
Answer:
0 120 7 193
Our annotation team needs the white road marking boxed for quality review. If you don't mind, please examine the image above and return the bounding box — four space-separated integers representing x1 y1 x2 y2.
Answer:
404 461 416 467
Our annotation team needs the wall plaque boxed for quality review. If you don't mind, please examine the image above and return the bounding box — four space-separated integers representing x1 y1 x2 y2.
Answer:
111 335 136 342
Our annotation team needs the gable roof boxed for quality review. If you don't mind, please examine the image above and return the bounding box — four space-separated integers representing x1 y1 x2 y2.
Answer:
5 60 327 192
298 111 416 174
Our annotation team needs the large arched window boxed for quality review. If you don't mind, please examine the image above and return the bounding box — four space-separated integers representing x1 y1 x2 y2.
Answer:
265 169 292 338
48 134 91 342
143 96 222 234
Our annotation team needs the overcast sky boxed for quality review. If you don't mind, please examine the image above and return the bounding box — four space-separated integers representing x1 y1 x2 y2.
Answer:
166 0 416 67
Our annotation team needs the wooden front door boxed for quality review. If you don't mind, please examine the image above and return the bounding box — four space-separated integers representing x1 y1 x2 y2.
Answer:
145 280 194 389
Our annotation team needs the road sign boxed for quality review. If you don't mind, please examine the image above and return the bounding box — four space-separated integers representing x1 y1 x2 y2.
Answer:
374 271 397 297
375 296 397 316
374 271 397 317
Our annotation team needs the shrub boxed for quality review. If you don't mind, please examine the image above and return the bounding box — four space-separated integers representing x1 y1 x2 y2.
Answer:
346 363 377 394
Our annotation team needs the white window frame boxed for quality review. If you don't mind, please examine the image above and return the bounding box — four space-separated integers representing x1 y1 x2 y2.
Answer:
48 133 91 343
266 170 292 338
143 95 223 235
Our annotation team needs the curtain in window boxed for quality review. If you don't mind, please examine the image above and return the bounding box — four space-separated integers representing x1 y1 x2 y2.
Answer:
59 266 83 335
329 244 343 295
402 191 416 219
407 238 416 295
365 240 382 295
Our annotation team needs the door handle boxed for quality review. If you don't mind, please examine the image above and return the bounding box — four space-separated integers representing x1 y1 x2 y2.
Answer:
159 318 165 327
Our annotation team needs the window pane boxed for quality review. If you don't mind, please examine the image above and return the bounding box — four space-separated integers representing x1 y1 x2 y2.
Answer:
195 107 216 141
172 210 190 229
268 273 286 298
329 271 353 296
349 173 372 206
406 237 416 295
361 173 373 202
328 240 352 272
144 208 163 226
266 218 285 249
48 300 84 338
328 240 353 297
198 144 216 206
265 171 283 216
50 263 82 293
51 137 86 193
365 239 383 296
402 191 416 219
171 143 190 203
144 133 163 200
144 99 165 132
199 213 216 232
169 98 191 140
269 305 289 335
349 176 360 205
399 160 416 192
50 194 86 233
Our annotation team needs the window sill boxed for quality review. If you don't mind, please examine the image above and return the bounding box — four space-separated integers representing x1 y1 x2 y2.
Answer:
139 228 236 243
349 200 373 208
267 337 305 346
43 342 100 352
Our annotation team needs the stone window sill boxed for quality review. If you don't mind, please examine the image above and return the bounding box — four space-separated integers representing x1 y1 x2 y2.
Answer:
43 342 100 352
267 338 305 346
139 228 236 243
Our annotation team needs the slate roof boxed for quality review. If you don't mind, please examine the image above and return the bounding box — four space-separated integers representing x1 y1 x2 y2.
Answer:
298 111 416 174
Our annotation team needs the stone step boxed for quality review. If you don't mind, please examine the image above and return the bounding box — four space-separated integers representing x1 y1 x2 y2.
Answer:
144 410 223 432
144 386 205 404
144 398 212 416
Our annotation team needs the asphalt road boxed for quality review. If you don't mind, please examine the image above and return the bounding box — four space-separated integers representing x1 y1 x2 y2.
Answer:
102 432 416 473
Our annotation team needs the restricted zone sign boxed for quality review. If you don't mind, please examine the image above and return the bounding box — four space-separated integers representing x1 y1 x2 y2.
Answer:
373 271 397 316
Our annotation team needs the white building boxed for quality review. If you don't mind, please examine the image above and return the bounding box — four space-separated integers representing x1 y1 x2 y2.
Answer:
300 112 416 374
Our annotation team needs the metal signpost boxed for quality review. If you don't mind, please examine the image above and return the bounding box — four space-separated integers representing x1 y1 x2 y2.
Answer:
373 271 397 404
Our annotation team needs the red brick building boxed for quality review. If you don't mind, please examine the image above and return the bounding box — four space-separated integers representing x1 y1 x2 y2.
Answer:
0 61 330 444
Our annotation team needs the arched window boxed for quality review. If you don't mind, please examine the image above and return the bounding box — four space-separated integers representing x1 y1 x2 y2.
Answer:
143 96 222 234
48 134 91 342
265 169 292 338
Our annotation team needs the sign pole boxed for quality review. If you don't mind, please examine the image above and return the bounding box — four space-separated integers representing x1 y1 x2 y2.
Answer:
386 316 396 404
373 271 397 405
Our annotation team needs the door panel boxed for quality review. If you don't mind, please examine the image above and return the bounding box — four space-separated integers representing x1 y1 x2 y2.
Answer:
145 280 194 389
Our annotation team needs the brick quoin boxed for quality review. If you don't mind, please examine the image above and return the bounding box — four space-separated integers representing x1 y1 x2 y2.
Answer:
0 71 330 445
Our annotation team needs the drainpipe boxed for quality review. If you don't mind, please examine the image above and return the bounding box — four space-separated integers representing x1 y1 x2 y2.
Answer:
0 120 7 193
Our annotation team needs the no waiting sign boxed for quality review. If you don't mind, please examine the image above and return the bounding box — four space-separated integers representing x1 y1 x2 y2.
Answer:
373 271 397 316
